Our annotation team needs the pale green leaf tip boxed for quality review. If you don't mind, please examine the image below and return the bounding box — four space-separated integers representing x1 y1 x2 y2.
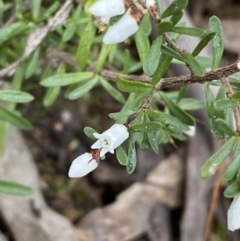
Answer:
200 163 220 179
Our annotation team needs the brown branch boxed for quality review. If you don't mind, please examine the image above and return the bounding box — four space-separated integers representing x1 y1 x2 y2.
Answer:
221 77 240 133
47 48 240 91
102 61 240 90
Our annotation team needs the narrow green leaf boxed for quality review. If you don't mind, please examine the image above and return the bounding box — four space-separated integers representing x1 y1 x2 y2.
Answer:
116 77 151 93
0 22 34 44
147 131 159 153
225 106 235 131
229 73 240 81
224 154 240 181
210 86 227 140
84 126 97 139
146 109 189 131
123 49 131 74
170 11 183 26
195 56 212 68
0 120 9 153
16 0 23 19
214 119 237 137
76 22 94 69
151 53 172 86
184 50 206 76
135 28 150 63
96 44 112 72
115 93 136 124
160 92 195 126
158 21 173 34
170 22 186 40
0 90 34 103
156 128 171 144
161 45 185 62
204 83 215 118
43 64 64 106
192 32 216 57
164 121 184 139
129 121 162 132
139 133 151 151
62 25 76 42
231 92 240 99
173 56 212 68
230 82 240 90
100 77 125 103
170 26 206 37
161 0 188 18
65 77 98 100
179 98 205 110
143 36 163 76
200 137 236 178
41 72 94 87
224 180 240 198
109 110 136 121
176 85 188 103
0 180 33 196
116 146 128 165
214 99 238 110
43 87 60 107
144 114 159 153
25 48 40 79
140 12 152 36
0 1 5 9
42 2 60 20
126 144 137 174
132 91 151 110
32 0 41 20
209 16 224 70
0 105 32 130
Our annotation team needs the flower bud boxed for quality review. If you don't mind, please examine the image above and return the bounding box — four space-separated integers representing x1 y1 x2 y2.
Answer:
228 194 240 231
91 124 129 157
103 7 143 44
68 152 98 178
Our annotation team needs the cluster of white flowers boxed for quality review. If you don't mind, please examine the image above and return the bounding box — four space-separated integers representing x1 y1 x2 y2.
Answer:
68 124 129 178
88 0 156 44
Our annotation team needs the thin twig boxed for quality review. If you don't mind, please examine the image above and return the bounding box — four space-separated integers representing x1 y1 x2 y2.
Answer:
46 48 240 91
221 77 240 133
163 33 195 75
163 33 185 56
102 60 240 90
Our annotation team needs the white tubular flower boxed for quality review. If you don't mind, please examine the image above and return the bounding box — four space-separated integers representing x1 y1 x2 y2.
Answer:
89 0 126 23
184 126 196 137
91 124 129 157
103 8 143 44
228 194 240 231
68 153 98 178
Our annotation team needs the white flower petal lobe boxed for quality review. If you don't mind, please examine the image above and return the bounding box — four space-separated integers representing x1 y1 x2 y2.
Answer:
91 124 129 156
